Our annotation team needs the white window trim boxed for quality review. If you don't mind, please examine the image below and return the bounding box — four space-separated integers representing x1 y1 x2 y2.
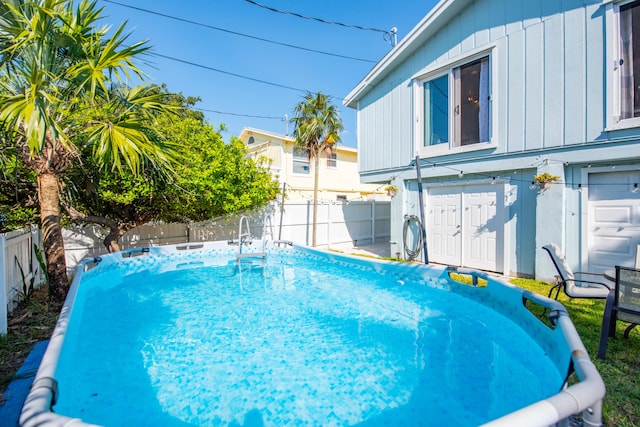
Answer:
604 0 640 130
326 153 338 169
412 46 497 157
292 147 310 175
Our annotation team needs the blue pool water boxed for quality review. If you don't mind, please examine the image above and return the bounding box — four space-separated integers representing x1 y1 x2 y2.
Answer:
54 249 562 426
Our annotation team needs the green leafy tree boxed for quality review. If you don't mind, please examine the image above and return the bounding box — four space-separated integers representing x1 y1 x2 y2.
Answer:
291 92 344 247
0 0 174 301
64 90 279 252
0 130 39 231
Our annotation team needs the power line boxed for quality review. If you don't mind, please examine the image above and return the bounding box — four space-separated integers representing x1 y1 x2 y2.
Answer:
148 51 347 102
150 52 308 93
102 0 376 63
243 0 388 34
195 108 282 120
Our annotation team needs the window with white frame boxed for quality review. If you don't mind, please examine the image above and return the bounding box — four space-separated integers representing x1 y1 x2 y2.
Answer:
292 147 310 174
326 152 337 168
607 0 640 128
619 1 640 119
417 56 491 151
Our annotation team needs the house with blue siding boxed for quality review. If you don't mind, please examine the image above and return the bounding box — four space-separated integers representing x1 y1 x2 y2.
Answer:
344 0 640 279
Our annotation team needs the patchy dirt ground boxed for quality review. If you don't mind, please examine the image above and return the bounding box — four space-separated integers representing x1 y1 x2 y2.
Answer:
0 287 60 404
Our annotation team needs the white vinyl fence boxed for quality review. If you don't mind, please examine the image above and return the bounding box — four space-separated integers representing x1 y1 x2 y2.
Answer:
63 200 390 271
1 226 45 335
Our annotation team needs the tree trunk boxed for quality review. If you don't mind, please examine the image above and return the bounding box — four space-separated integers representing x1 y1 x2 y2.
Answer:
61 203 129 254
104 227 125 253
37 172 69 302
312 156 320 247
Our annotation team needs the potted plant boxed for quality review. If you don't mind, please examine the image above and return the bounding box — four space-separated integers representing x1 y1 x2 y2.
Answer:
533 172 560 190
384 184 399 197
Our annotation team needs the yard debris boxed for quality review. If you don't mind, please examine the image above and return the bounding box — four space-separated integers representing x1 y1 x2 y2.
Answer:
8 311 32 326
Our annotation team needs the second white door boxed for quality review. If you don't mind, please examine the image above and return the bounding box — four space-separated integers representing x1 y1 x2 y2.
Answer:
427 184 503 273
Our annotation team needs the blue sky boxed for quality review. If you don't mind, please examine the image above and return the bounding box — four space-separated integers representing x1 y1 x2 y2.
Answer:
96 0 438 147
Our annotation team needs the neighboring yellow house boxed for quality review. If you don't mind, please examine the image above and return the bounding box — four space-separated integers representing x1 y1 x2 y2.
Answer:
239 127 387 201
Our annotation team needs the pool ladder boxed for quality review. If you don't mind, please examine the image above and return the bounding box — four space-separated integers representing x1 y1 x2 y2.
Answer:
236 215 270 261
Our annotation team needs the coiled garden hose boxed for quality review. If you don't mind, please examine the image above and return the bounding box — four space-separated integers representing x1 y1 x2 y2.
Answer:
403 215 423 261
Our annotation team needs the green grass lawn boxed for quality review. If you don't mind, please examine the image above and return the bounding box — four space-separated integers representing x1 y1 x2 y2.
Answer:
511 278 640 427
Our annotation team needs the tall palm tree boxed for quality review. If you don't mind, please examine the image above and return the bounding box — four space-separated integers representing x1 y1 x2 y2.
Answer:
0 0 174 301
291 92 344 247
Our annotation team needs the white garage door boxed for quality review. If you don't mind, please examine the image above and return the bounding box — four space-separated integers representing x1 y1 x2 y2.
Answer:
427 184 503 273
588 171 640 272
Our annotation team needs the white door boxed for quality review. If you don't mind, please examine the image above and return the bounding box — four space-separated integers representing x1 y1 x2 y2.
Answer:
427 184 503 272
588 171 640 272
462 188 501 271
428 188 461 266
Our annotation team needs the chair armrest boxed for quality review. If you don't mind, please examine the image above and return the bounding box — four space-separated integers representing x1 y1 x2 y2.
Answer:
571 278 613 290
575 271 605 277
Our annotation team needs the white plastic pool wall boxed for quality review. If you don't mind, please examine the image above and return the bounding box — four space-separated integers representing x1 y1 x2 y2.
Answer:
20 241 605 427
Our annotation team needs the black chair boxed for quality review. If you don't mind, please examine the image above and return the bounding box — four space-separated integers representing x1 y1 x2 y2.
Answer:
542 244 611 300
597 266 640 359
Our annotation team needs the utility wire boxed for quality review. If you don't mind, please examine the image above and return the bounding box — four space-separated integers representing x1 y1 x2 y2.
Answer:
195 108 282 120
148 51 347 102
102 0 376 63
243 0 389 34
150 52 308 93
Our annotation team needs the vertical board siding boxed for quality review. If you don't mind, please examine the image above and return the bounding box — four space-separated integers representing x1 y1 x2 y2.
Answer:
523 2 542 29
495 38 509 153
459 3 476 53
383 85 392 168
355 0 610 176
505 0 524 35
544 15 565 148
360 102 376 171
525 22 544 150
541 0 562 19
475 2 491 47
507 29 526 152
374 97 385 169
585 2 605 141
512 170 538 274
563 6 587 145
488 0 507 41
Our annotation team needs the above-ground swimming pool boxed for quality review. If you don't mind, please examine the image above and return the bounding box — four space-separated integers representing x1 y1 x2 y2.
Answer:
20 241 604 427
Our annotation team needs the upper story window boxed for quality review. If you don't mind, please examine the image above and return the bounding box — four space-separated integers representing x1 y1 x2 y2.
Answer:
326 152 337 168
416 55 491 155
620 1 640 119
606 0 640 129
292 147 310 174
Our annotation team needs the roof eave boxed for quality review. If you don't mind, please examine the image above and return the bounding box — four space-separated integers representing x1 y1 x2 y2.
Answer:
344 0 469 109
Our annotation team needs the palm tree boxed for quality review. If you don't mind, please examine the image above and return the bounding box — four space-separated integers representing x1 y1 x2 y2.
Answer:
291 92 344 247
0 0 174 301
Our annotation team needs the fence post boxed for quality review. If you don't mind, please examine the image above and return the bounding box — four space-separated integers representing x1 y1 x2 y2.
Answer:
371 200 376 245
327 201 332 249
30 225 45 289
0 232 7 335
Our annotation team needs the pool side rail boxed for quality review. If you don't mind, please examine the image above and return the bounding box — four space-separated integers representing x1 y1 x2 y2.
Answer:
19 242 605 427
447 266 605 427
480 315 605 427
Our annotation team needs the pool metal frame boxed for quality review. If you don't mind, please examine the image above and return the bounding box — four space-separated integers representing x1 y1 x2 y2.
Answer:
19 241 605 427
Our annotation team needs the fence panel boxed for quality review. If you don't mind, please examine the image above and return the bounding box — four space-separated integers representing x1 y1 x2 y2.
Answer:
62 200 390 271
1 226 45 335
